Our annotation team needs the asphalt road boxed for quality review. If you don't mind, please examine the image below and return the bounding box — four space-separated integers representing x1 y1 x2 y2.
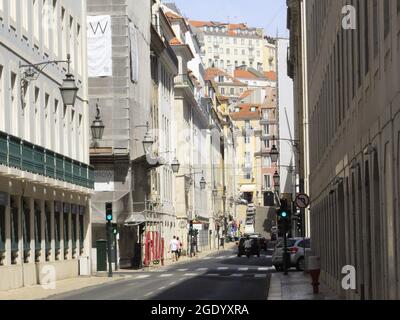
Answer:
48 248 275 300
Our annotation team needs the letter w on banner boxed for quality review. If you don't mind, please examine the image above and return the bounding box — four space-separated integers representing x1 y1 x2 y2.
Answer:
87 15 112 77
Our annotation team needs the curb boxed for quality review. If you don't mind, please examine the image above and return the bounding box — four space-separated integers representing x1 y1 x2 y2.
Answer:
267 273 282 300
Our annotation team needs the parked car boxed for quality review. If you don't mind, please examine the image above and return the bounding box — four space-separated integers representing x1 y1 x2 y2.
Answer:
272 237 311 271
237 236 261 257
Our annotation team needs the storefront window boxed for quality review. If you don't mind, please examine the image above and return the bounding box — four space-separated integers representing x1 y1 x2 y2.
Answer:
34 201 41 262
45 202 51 261
10 197 18 264
79 206 85 254
71 205 77 257
54 201 61 260
22 199 31 263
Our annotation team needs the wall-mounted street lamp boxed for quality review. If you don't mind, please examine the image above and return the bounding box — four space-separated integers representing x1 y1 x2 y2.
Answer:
157 150 181 174
273 170 280 188
177 170 207 190
135 122 154 154
20 54 78 106
91 103 105 141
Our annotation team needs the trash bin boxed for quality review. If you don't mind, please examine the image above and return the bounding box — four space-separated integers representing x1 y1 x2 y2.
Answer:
96 239 107 272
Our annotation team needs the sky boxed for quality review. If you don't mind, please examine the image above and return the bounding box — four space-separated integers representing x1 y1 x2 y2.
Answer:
162 0 289 38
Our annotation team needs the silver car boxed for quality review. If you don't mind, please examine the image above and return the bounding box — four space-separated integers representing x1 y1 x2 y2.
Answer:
272 237 311 271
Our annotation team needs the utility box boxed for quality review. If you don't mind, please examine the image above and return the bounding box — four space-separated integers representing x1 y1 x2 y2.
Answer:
79 256 90 276
96 239 107 272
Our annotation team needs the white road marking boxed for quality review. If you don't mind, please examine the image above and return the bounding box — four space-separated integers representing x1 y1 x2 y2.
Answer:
134 275 150 279
229 255 237 258
238 267 249 271
202 257 212 260
258 267 274 271
231 274 244 277
144 291 154 297
168 281 177 286
177 268 188 272
216 256 226 259
183 273 199 277
255 274 268 278
158 286 166 290
196 268 208 271
217 267 229 270
159 274 173 277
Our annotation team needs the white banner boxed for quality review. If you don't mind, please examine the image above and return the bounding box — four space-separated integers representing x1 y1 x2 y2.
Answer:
87 15 112 77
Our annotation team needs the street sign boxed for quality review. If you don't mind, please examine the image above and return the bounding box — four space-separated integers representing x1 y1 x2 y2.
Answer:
295 193 310 209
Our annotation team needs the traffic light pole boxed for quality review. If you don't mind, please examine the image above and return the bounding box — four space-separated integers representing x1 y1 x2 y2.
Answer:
114 231 118 271
283 224 288 275
106 221 113 277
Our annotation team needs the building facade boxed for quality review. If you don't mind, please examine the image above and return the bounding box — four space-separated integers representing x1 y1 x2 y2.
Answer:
189 20 265 72
88 0 155 269
289 0 400 300
0 0 92 291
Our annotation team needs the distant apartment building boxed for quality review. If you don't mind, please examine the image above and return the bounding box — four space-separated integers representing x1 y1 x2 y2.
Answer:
188 20 265 72
264 37 277 72
0 0 92 290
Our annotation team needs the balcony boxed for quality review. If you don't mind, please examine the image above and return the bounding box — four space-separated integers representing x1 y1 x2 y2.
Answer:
174 74 195 93
260 118 277 125
0 131 94 189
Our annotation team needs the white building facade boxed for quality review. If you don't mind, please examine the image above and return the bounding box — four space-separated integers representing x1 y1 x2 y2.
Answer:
0 0 92 291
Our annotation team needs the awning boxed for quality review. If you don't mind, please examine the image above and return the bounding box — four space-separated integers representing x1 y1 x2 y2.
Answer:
240 184 256 193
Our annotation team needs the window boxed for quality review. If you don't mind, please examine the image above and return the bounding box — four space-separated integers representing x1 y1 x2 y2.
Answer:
242 49 246 55
230 88 234 95
373 0 379 58
43 0 51 49
384 0 390 38
34 201 41 261
226 48 230 54
240 88 244 94
22 200 30 263
0 204 5 260
264 175 271 188
241 39 244 45
234 49 238 55
263 157 271 167
251 106 257 112
234 38 237 44
220 87 225 94
207 36 211 43
257 50 260 57
22 0 29 31
9 0 17 23
10 72 17 136
33 0 40 41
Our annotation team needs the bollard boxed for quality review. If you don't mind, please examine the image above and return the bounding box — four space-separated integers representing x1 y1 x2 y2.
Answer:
307 256 321 294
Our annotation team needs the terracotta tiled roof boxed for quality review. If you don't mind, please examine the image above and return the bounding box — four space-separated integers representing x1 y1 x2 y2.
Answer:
264 71 277 81
239 89 255 100
205 68 246 86
169 37 182 45
230 104 261 121
234 69 259 80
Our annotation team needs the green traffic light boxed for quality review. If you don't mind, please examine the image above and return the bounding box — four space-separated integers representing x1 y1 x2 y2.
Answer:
281 211 287 218
106 214 112 221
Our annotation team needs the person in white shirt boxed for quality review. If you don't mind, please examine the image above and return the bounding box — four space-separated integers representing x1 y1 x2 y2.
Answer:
170 236 179 262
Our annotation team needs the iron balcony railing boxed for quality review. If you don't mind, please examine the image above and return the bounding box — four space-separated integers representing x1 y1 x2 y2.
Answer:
0 130 94 189
174 74 195 93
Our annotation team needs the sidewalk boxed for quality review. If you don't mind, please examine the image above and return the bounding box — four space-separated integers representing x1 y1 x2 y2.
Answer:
268 271 341 300
0 275 128 300
114 242 237 273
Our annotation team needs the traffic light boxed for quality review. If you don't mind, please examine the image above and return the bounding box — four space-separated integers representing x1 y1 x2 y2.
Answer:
105 202 113 222
276 199 291 236
111 223 118 235
189 220 193 235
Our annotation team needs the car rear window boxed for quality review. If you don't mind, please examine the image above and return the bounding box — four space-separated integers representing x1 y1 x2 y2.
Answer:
276 239 296 248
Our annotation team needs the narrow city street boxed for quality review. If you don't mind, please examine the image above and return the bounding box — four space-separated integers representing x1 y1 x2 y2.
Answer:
48 248 274 300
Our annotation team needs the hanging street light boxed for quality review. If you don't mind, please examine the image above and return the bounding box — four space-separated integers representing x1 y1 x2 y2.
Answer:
59 55 79 106
171 157 180 174
200 175 207 190
91 103 105 140
273 170 280 187
142 122 154 154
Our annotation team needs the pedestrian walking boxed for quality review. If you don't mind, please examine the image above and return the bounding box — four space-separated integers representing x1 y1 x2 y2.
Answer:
177 237 182 260
169 236 179 262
